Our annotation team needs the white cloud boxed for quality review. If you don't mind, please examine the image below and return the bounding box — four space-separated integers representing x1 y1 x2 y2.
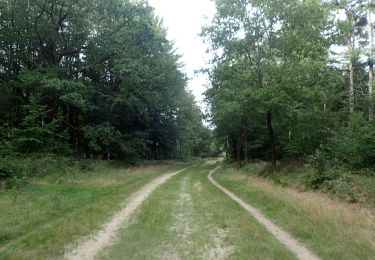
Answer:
148 0 215 105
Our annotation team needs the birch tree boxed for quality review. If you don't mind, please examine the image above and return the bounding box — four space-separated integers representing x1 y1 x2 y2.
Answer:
334 0 367 114
368 0 374 120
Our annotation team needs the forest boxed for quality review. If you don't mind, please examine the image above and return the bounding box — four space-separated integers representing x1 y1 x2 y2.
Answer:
203 0 375 171
0 0 211 166
1 0 374 172
1 0 375 259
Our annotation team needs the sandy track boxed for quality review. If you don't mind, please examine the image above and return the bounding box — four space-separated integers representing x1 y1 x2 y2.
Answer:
208 167 321 260
65 168 187 260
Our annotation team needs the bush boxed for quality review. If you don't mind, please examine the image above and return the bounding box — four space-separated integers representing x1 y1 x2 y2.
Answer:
0 161 18 179
328 114 375 170
78 160 95 172
269 172 289 187
327 177 357 202
312 145 327 175
306 169 339 190
4 175 29 191
0 155 74 180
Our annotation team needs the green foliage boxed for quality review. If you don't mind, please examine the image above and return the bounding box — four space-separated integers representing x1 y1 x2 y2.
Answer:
328 115 375 169
204 0 337 164
312 146 328 175
0 158 20 179
0 155 70 181
10 97 70 154
203 0 375 173
269 172 289 188
84 123 121 155
0 0 209 161
306 171 336 190
327 177 357 201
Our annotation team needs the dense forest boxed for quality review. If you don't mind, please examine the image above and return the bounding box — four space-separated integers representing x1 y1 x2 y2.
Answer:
0 0 212 162
1 0 375 171
203 0 375 170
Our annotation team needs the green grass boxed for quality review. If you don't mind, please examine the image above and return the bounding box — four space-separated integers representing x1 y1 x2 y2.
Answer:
238 161 375 208
214 166 375 260
0 159 187 259
99 164 296 259
3 159 372 259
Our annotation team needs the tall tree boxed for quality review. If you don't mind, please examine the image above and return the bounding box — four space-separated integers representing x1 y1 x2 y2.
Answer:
0 0 208 161
203 0 331 167
367 0 374 120
333 0 367 114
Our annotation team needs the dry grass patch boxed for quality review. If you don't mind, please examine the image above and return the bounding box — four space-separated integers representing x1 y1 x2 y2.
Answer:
215 167 375 259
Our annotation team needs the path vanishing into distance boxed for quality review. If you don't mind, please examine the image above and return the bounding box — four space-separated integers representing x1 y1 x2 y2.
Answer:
65 163 320 260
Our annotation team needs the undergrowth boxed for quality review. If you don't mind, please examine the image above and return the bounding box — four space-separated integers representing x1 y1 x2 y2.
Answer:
236 159 375 207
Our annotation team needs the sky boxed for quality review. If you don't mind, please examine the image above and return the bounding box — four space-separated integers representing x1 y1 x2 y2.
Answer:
148 0 216 107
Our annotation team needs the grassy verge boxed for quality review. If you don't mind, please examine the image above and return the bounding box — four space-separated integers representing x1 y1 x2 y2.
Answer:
237 161 375 208
0 158 187 259
100 164 296 259
214 165 375 259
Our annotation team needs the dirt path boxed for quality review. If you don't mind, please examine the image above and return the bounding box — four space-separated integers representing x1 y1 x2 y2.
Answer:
208 167 321 260
65 168 187 260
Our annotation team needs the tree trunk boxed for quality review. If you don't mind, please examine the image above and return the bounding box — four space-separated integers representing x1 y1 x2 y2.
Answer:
244 130 249 163
267 112 276 169
345 8 355 115
349 57 355 114
237 133 242 167
231 136 236 160
368 6 373 121
151 143 156 160
106 148 110 160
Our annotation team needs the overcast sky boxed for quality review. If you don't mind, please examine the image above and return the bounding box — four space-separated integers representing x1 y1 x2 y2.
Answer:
148 0 216 106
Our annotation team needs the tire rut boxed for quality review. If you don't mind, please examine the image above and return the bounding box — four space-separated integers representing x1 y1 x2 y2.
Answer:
208 166 320 260
65 168 187 260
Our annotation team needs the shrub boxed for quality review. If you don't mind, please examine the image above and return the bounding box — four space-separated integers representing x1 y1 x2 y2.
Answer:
0 157 22 179
327 177 357 202
306 169 339 190
328 114 375 170
306 146 332 189
269 172 289 187
0 163 17 179
78 160 95 172
312 145 327 175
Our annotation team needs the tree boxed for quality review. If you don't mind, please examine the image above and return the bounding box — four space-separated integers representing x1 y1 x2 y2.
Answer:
203 0 332 167
367 0 374 120
0 0 207 161
332 0 367 114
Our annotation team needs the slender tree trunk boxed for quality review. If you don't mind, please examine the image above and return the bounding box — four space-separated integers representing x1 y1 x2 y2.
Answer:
368 6 373 121
267 112 276 169
244 130 249 163
345 9 355 115
106 148 110 160
349 57 355 114
231 136 236 160
6 120 10 139
237 133 242 167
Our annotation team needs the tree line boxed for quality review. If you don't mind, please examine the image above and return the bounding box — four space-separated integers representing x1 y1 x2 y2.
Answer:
203 0 375 169
0 0 212 161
